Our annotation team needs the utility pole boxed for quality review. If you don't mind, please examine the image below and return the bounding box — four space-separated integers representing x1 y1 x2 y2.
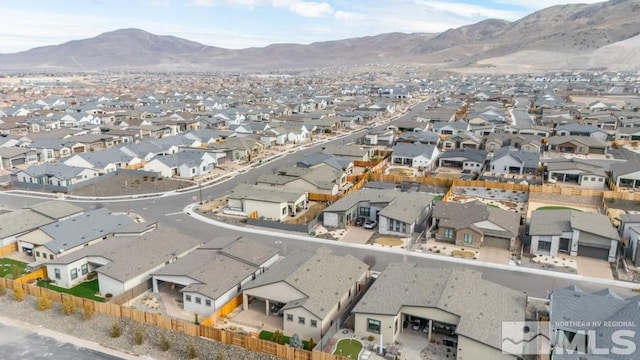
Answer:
198 180 203 204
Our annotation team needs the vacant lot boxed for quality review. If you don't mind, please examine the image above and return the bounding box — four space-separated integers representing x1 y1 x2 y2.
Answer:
71 174 191 197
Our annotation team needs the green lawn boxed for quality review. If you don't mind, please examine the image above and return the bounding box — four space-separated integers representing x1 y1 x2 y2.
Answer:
536 206 582 212
333 338 363 359
259 330 311 350
0 258 28 279
432 195 443 202
37 279 105 302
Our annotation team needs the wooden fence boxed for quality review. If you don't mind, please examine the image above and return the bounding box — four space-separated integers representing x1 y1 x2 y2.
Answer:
0 243 18 257
15 267 47 284
111 280 152 305
0 278 347 360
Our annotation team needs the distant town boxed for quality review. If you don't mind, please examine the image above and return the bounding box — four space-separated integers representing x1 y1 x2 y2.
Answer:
1 69 640 360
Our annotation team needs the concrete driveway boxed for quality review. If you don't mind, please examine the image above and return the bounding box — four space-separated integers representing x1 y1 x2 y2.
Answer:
576 257 614 280
341 226 375 244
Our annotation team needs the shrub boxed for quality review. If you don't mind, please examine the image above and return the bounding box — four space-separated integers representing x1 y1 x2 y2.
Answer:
186 341 198 359
11 264 22 279
159 332 171 352
109 321 123 338
0 281 6 296
272 330 285 345
37 293 52 311
61 296 76 315
289 333 303 349
133 326 145 345
82 302 94 320
367 335 375 342
307 337 316 351
435 249 441 254
13 285 26 302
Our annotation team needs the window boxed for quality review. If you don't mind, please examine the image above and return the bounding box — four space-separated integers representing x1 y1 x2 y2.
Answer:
367 319 381 334
359 207 370 216
185 295 192 302
81 264 88 275
286 314 294 322
205 299 212 307
298 317 305 325
49 254 53 260
54 268 61 280
282 207 287 215
36 251 40 257
598 178 603 182
444 228 454 239
463 233 473 244
195 297 201 304
70 268 78 280
310 320 318 328
538 241 552 251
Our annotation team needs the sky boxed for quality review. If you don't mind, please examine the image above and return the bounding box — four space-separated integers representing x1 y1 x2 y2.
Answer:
0 0 606 53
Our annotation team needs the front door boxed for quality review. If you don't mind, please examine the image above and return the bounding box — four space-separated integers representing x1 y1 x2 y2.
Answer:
559 238 570 253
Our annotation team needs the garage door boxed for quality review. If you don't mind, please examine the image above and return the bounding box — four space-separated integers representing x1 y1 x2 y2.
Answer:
483 236 510 249
577 246 609 260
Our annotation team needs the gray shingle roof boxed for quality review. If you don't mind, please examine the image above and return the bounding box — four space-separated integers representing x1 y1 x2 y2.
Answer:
352 263 525 350
530 209 619 241
229 183 306 203
39 208 135 254
0 209 56 239
439 148 488 164
378 192 435 224
28 201 84 220
244 247 368 319
391 142 437 159
433 201 519 237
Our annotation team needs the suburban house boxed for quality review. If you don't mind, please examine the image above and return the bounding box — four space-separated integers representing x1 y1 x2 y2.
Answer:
0 147 40 169
548 136 608 155
211 137 264 162
484 133 543 153
13 163 100 190
529 210 620 262
438 148 488 173
242 247 369 342
143 150 221 179
441 133 483 150
225 183 308 221
545 158 608 189
395 131 440 146
489 147 540 175
432 120 468 135
548 286 640 359
323 188 435 234
321 144 372 162
44 225 200 297
0 201 84 252
17 208 150 262
255 163 344 196
555 123 609 142
352 263 526 360
151 238 279 317
390 143 440 170
627 225 640 266
63 148 137 174
610 160 640 190
364 130 395 146
431 201 520 250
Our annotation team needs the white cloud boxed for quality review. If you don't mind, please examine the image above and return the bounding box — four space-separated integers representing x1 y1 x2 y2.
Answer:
188 0 334 17
334 10 365 22
413 1 523 20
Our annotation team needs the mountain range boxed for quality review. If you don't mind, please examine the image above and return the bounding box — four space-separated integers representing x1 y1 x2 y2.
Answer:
1 0 639 72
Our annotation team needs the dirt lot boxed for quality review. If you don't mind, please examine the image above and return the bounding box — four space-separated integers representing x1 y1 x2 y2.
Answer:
70 174 192 197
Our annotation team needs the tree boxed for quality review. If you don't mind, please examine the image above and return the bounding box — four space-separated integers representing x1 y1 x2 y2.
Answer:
13 284 26 302
37 292 52 311
289 333 303 349
61 296 76 315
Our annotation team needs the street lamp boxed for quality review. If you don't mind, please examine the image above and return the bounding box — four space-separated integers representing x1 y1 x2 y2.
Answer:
198 180 203 204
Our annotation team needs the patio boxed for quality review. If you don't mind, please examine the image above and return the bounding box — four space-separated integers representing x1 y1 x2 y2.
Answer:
222 299 282 335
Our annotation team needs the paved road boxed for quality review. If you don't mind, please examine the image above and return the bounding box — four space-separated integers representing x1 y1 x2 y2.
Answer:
1 100 638 299
0 317 140 360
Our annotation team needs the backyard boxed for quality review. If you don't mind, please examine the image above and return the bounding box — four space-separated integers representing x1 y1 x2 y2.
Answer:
37 279 105 302
0 258 28 279
333 338 363 359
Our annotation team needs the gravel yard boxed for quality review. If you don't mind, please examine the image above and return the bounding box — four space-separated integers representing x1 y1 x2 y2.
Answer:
71 175 191 197
0 293 277 360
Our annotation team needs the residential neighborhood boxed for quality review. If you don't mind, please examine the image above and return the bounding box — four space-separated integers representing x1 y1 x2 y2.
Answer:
2 69 640 360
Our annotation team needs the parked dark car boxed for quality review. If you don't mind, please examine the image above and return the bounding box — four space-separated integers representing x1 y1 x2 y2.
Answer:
354 217 365 226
